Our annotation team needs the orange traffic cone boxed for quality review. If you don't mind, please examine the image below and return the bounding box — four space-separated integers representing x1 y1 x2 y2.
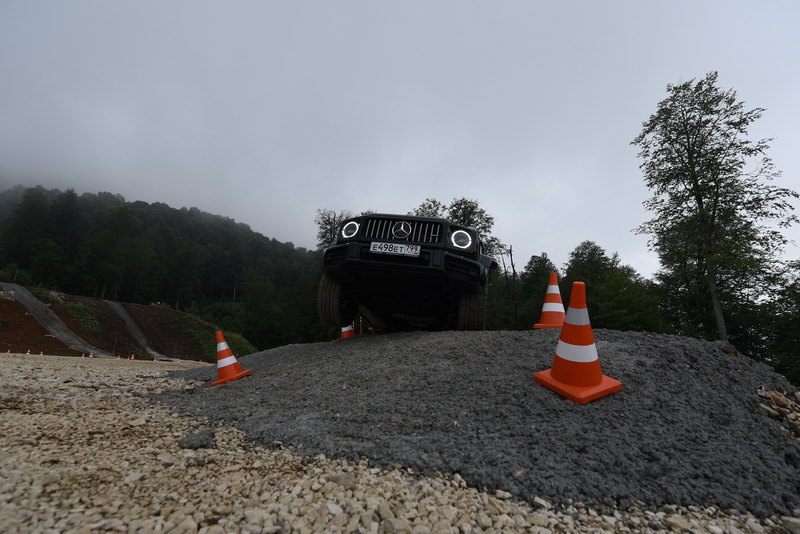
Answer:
533 281 621 404
211 331 252 387
340 325 355 339
534 272 565 329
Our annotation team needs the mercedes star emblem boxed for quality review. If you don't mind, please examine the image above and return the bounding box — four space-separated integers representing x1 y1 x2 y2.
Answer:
391 221 412 239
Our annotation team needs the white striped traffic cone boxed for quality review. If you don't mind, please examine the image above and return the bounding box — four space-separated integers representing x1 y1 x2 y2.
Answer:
533 272 565 329
533 281 622 404
340 325 355 339
211 331 252 387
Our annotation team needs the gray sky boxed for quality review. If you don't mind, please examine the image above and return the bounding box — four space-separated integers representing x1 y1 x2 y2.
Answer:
1 0 798 278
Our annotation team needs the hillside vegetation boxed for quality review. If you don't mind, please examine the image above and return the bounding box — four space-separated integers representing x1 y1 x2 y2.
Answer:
0 185 329 350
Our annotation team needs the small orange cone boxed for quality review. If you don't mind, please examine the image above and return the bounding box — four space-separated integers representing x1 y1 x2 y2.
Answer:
211 331 252 387
340 325 355 339
533 281 621 404
534 272 565 329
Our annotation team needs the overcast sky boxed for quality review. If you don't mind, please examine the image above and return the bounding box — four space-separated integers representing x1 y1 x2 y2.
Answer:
1 1 798 278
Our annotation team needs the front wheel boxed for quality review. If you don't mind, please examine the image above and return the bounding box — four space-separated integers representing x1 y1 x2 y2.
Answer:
317 273 357 327
456 282 488 330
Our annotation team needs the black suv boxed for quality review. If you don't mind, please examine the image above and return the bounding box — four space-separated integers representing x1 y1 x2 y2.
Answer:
318 213 496 331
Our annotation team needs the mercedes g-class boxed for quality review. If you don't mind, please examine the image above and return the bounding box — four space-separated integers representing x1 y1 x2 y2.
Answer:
317 213 496 331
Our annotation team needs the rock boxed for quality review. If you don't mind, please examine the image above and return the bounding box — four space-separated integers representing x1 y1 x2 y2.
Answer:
243 508 270 524
745 517 765 533
326 502 343 515
758 402 781 419
664 514 692 531
769 390 790 408
528 513 549 527
377 502 396 520
783 516 800 534
178 429 216 449
532 497 552 510
380 517 413 534
169 516 198 533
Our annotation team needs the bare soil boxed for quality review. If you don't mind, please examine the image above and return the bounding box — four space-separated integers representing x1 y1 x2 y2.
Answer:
0 291 208 361
0 299 81 356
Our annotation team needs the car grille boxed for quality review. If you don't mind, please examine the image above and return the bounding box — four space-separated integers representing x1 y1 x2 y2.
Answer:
362 217 443 244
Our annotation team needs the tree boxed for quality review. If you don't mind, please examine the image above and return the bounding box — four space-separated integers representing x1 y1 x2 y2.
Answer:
410 198 447 218
632 71 798 343
411 197 503 256
562 241 666 333
314 208 353 250
768 262 800 384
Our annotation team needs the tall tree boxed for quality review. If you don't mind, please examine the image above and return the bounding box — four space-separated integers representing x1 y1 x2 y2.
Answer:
314 208 354 250
632 71 797 343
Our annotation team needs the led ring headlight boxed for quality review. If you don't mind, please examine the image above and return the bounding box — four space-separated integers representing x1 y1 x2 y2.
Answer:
341 221 360 239
450 230 472 249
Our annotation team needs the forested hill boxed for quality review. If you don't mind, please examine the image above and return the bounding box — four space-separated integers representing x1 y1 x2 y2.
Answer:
0 185 327 349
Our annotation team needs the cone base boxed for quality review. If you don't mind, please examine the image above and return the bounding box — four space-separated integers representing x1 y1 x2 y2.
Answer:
211 368 252 387
533 323 563 329
533 369 622 404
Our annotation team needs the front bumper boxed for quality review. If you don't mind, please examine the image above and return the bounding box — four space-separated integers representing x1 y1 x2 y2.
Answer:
323 242 485 295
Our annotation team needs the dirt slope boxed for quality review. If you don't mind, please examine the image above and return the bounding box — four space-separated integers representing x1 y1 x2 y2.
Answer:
0 284 209 360
157 329 800 516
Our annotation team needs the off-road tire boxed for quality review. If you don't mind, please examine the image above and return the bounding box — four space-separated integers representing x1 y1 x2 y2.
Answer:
317 273 357 327
457 282 488 330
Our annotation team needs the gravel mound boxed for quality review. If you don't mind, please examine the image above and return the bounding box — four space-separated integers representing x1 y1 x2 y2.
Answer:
156 329 800 516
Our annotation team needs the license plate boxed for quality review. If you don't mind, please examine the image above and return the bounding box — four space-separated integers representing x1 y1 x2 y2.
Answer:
370 242 420 257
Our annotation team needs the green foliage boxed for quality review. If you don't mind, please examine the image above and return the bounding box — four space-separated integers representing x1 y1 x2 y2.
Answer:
632 71 798 342
762 264 800 385
562 241 667 333
0 186 320 351
61 303 102 333
411 197 503 256
488 252 557 329
221 330 259 359
0 263 32 285
29 287 65 305
174 314 256 361
487 244 667 334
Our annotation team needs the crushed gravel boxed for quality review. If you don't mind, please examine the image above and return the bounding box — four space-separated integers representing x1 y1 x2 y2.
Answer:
157 329 800 517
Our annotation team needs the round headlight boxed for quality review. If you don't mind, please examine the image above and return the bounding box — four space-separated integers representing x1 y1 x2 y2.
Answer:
341 221 360 239
450 230 472 249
